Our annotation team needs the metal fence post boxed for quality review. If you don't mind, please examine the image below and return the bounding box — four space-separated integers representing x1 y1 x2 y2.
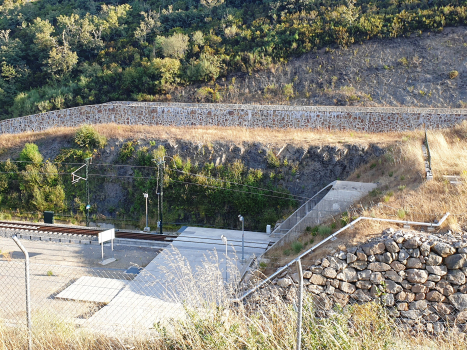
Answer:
12 235 32 350
296 259 303 350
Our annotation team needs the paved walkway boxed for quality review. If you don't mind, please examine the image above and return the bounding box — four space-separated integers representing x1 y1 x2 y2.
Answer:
83 227 273 333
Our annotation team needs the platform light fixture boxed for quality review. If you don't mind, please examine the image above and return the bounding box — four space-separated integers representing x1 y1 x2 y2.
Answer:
143 193 150 232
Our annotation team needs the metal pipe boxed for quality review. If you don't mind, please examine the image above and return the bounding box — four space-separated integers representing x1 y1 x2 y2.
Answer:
12 235 32 350
233 212 450 302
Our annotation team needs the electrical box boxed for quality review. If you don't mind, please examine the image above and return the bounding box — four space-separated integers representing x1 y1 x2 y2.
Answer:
44 211 54 224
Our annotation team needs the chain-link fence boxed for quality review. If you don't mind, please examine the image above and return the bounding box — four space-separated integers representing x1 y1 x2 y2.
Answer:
2 231 466 349
0 233 242 344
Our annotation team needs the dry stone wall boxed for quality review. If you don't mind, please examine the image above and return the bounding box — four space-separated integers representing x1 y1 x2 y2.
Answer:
272 228 467 334
0 102 466 135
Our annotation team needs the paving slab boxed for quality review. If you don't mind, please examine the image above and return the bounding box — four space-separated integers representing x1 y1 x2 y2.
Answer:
56 276 128 303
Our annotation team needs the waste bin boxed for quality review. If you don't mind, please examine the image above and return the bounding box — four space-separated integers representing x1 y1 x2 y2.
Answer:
44 211 54 224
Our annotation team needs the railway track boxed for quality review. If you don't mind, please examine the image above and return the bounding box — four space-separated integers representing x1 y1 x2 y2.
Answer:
0 220 275 250
0 221 175 243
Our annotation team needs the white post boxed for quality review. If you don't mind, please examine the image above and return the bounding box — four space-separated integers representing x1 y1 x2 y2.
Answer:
144 193 150 232
221 235 228 282
101 242 104 260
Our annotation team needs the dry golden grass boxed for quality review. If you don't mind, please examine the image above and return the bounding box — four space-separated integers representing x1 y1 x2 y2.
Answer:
427 122 467 176
268 122 467 265
1 290 467 350
0 124 405 150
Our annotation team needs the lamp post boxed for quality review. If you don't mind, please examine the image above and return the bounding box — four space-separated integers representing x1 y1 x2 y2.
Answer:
152 157 165 235
238 215 245 263
221 235 228 282
143 193 150 232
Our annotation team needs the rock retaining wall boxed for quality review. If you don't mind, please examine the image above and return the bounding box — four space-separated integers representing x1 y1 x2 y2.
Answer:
273 228 467 334
0 101 466 135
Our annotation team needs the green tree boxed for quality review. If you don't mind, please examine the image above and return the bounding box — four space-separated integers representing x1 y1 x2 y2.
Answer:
134 10 161 44
159 33 189 59
30 18 56 51
46 45 78 79
20 162 66 212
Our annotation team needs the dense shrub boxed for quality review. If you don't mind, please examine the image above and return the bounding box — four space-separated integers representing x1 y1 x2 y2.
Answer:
19 143 43 165
74 125 107 150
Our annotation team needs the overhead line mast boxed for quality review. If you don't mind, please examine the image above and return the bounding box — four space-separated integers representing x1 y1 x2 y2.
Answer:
71 157 92 227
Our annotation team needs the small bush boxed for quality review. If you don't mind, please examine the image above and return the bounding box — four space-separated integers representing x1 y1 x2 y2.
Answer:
397 209 406 219
283 83 294 100
310 226 319 236
398 57 409 66
266 149 280 168
19 143 43 165
292 241 303 254
398 185 406 191
283 249 291 256
331 222 337 229
259 261 267 269
119 141 136 162
136 147 153 166
74 125 106 149
449 70 459 79
318 225 332 236
370 162 377 169
153 145 166 162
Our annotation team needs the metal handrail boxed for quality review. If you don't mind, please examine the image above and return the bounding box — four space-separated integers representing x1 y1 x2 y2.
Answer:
271 182 334 235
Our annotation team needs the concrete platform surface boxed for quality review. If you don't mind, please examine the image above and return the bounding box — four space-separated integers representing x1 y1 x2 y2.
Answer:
83 226 274 332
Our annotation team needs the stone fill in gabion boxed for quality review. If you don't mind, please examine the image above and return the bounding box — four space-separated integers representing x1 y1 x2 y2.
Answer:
273 228 467 334
0 101 466 135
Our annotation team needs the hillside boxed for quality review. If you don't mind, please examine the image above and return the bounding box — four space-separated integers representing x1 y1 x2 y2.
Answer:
1 0 467 119
0 125 388 231
175 26 467 107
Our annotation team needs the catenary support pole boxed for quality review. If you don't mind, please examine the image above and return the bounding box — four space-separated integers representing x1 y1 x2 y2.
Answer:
12 235 32 350
85 157 91 227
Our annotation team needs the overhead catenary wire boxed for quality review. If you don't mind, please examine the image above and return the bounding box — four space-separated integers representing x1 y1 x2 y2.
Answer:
0 160 308 200
85 173 296 201
170 168 309 200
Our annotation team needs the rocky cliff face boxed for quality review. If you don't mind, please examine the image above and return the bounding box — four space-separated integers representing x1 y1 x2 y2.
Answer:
92 138 384 213
272 228 467 334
